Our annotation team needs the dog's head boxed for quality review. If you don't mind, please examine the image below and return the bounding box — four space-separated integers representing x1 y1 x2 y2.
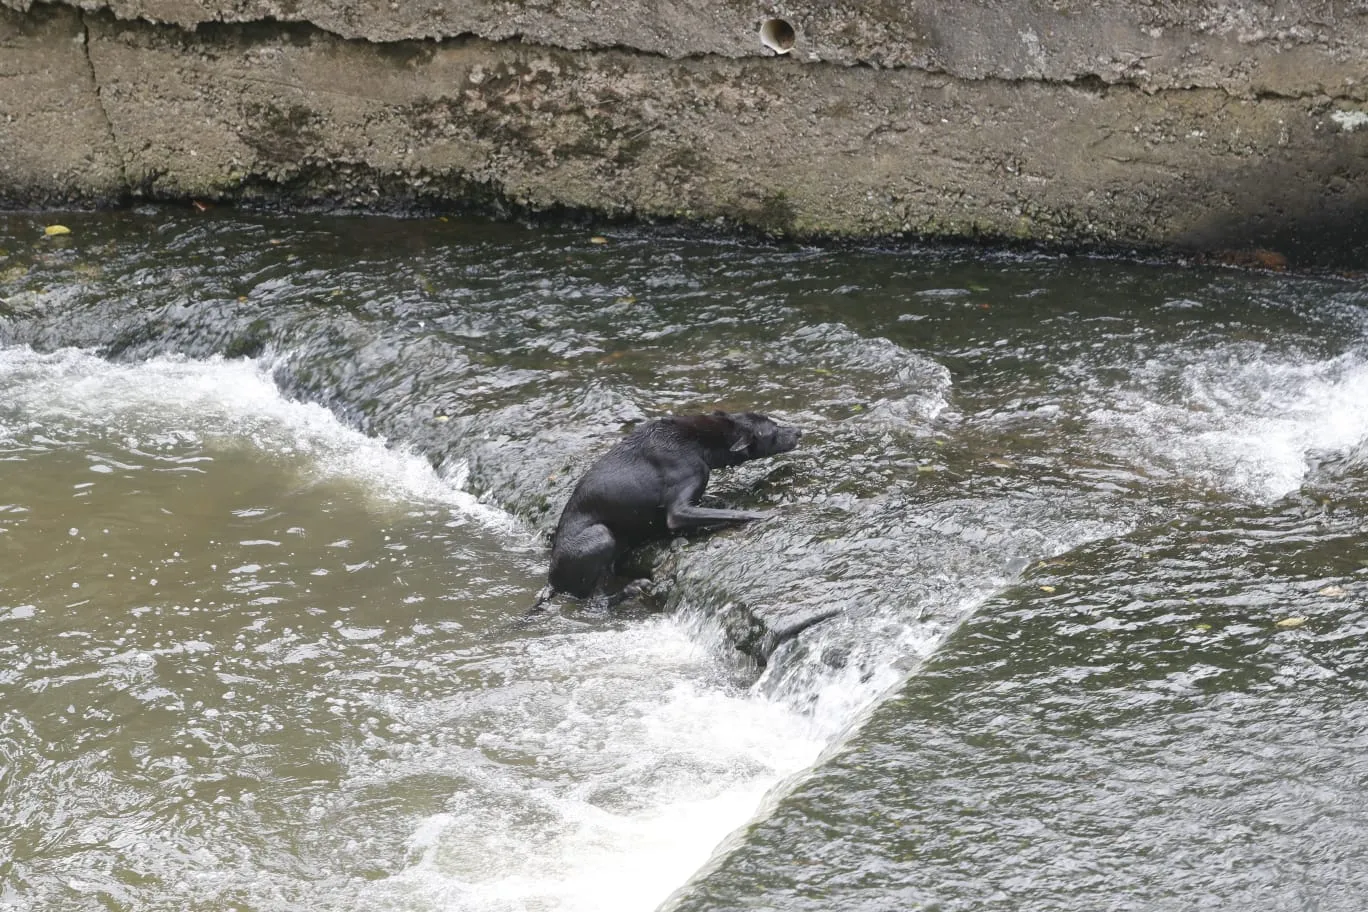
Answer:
721 410 801 460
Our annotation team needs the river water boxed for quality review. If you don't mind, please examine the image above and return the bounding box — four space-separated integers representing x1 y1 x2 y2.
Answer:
1 209 1365 911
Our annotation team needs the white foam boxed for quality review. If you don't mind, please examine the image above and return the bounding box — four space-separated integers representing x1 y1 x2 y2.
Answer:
355 616 826 912
0 346 508 524
1088 345 1368 502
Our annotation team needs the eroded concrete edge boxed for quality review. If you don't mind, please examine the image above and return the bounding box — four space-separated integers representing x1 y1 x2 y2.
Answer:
8 0 1368 94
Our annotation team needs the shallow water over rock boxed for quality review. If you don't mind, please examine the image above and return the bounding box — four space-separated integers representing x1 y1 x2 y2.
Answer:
2 209 1366 910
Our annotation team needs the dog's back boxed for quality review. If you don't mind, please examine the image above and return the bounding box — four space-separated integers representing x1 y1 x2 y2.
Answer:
546 411 799 600
552 421 686 546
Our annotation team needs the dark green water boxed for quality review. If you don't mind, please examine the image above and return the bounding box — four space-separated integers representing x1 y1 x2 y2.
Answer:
2 209 1366 911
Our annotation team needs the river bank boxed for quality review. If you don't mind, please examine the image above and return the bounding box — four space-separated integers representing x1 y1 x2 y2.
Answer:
3 1 1367 267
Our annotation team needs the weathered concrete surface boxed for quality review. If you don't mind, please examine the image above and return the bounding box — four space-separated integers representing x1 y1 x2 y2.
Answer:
6 0 1368 92
0 5 124 204
2 1 1368 263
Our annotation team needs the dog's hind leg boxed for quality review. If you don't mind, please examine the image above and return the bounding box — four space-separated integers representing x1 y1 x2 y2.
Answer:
548 523 618 599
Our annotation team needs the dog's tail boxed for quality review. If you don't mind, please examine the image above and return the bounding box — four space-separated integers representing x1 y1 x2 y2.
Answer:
527 584 557 615
757 607 842 662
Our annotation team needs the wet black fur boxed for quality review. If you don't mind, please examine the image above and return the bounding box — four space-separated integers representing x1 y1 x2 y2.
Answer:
545 411 801 600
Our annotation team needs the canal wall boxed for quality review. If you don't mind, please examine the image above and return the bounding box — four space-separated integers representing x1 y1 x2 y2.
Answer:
2 1 1367 264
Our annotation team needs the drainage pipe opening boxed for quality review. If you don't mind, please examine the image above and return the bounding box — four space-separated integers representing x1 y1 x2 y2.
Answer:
759 18 796 55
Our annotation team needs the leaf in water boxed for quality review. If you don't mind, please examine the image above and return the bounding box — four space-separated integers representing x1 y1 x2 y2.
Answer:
590 236 609 245
1317 585 1347 598
43 225 71 237
1275 616 1308 629
1193 623 1212 631
1038 585 1056 593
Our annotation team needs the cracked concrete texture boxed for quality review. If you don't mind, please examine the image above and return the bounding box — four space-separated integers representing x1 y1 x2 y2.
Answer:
4 0 1368 96
0 5 124 204
1 2 1367 264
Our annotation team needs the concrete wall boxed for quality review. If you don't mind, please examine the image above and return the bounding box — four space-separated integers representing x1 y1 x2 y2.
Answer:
3 0 1367 264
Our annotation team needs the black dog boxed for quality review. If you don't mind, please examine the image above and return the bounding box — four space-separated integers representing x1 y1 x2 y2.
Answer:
545 411 801 601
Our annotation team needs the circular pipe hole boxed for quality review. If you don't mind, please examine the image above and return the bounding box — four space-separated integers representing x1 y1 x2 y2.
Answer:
759 18 796 55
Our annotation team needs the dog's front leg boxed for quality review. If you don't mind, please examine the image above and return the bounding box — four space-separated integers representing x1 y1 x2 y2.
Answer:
666 501 770 532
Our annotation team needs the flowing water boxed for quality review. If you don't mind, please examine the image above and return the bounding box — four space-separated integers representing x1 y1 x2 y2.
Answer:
1 209 1366 911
